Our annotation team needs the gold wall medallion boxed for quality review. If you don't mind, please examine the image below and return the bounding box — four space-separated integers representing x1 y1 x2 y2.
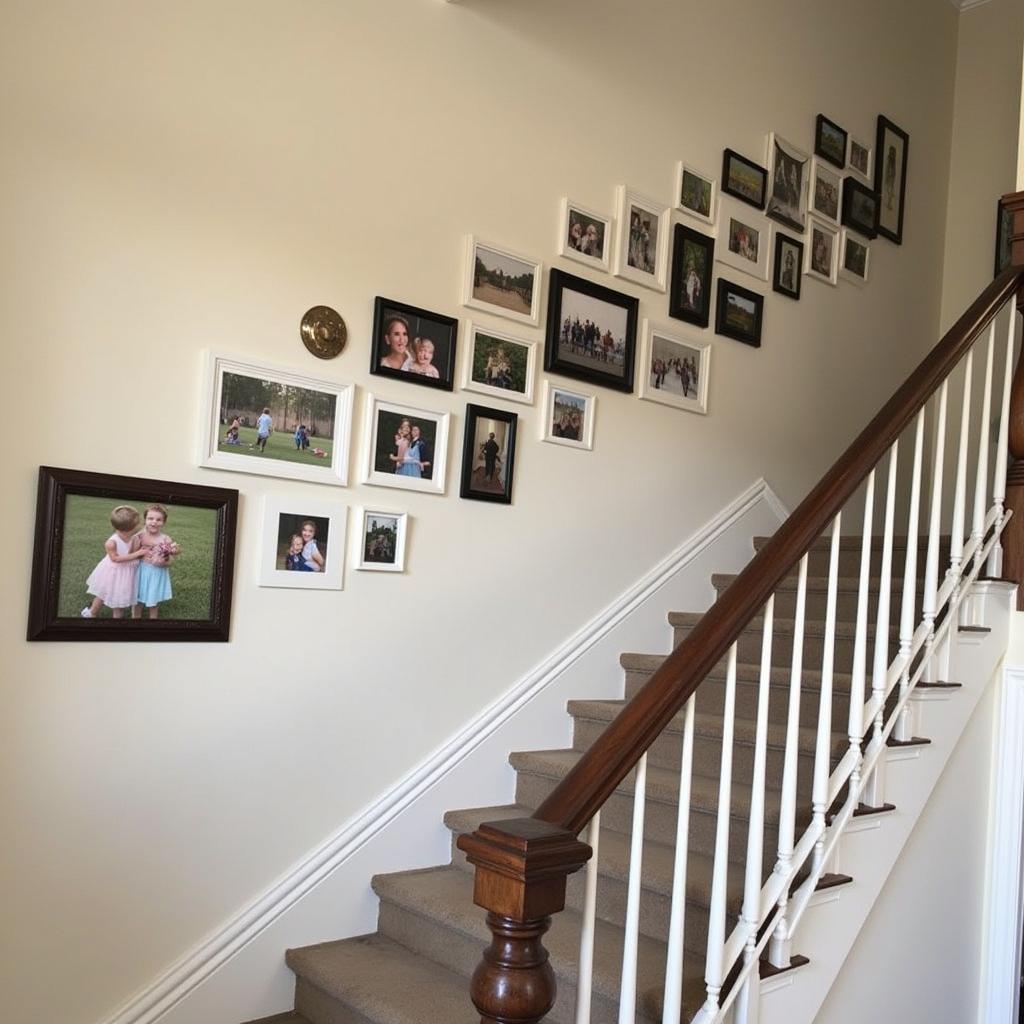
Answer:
300 306 347 359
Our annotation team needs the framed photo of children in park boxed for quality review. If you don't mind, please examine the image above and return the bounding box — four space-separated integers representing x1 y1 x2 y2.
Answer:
27 466 238 642
874 115 909 245
355 508 408 573
462 236 543 327
668 223 714 329
558 198 612 273
258 496 346 590
613 185 670 292
370 297 459 391
361 394 450 495
200 352 354 487
461 322 537 406
459 404 518 504
544 268 639 393
638 321 710 416
540 381 596 451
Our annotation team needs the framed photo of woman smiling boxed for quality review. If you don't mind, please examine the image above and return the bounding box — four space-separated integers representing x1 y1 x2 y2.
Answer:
369 297 458 391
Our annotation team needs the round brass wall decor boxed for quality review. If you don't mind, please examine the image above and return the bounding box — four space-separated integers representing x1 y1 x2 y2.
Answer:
300 306 347 359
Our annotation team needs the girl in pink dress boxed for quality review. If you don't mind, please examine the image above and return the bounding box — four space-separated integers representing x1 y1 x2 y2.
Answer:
81 505 147 618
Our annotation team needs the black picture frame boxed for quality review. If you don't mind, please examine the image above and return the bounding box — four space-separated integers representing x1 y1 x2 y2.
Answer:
370 296 458 391
721 149 768 209
995 201 1013 278
715 278 764 348
772 233 804 301
460 404 518 504
841 177 879 239
27 467 238 642
815 114 848 169
669 223 715 328
874 115 910 245
544 268 639 393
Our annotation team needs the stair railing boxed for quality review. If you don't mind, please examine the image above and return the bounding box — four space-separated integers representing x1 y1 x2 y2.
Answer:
458 263 1024 1024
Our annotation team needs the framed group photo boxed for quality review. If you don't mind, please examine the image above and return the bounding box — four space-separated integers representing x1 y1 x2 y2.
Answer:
558 198 612 273
668 223 715 328
362 395 450 495
541 381 595 451
258 496 346 590
463 236 543 327
638 321 710 415
613 185 670 291
355 508 408 573
370 297 458 391
875 115 909 244
461 323 537 406
460 404 518 504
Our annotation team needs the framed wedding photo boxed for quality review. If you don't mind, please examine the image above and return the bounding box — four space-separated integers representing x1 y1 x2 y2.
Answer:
558 198 612 273
370 297 458 391
840 229 870 286
772 233 804 300
258 496 347 591
717 196 771 283
541 381 595 451
765 132 809 232
462 236 543 327
362 395 450 495
460 404 518 504
544 268 639 393
668 223 715 328
675 162 717 224
200 352 354 487
715 278 764 348
461 322 536 405
638 321 710 415
841 178 879 239
355 508 408 573
875 115 909 244
613 185 670 291
27 466 238 642
848 136 873 181
806 217 840 286
809 157 842 225
721 148 767 209
815 114 847 169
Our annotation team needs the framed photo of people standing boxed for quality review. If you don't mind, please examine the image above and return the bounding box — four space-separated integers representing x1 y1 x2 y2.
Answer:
668 223 714 329
460 404 518 504
361 395 450 495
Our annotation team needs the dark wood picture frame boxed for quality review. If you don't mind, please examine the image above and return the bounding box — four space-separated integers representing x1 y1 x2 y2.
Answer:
27 467 238 642
370 296 458 392
544 268 639 393
841 177 879 239
772 233 804 301
669 223 715 328
721 149 768 209
815 114 847 169
715 278 764 348
874 115 910 245
995 201 1013 277
460 404 518 504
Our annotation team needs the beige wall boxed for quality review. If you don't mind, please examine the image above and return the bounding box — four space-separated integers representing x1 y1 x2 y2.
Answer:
0 2 962 1021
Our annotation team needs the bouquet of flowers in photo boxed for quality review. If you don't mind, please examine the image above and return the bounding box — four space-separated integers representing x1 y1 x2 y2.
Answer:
150 539 181 566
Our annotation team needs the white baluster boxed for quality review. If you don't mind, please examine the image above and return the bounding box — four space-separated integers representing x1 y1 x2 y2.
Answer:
847 471 875 800
574 810 600 1024
988 303 1017 576
921 382 949 683
970 323 996 567
618 754 647 1024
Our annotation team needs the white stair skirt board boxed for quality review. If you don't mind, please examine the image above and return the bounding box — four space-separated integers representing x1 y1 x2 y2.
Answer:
99 479 788 1024
756 581 1015 1024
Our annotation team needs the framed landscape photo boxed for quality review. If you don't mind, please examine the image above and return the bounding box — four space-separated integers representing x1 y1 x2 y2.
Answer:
355 508 408 573
715 278 764 348
462 236 542 327
460 404 517 504
848 136 873 181
675 162 717 224
541 381 595 451
765 132 809 232
638 320 710 415
544 268 639 392
875 115 909 244
200 352 354 487
558 197 612 273
27 466 237 642
721 148 767 209
840 229 870 286
668 223 715 328
716 196 771 283
461 322 536 405
841 177 879 239
362 395 450 495
806 217 840 286
815 114 847 169
258 496 346 591
370 297 458 391
613 185 670 291
772 233 804 300
809 157 842 225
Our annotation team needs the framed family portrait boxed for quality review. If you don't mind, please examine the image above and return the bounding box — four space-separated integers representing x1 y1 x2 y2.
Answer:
715 278 763 348
370 297 458 391
717 196 771 283
258 496 346 591
355 508 408 573
806 217 840 286
809 157 842 225
541 381 595 451
613 185 670 291
558 198 612 272
721 148 767 209
544 268 639 393
842 178 879 238
840 229 870 286
362 395 450 495
772 233 804 300
27 466 237 642
460 404 517 504
815 114 847 169
765 132 809 232
848 136 873 181
668 223 714 328
462 236 543 327
461 322 536 405
638 321 710 415
200 352 354 487
675 162 717 224
875 115 909 244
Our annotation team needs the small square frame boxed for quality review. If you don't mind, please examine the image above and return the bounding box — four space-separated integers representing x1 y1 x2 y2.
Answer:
675 162 718 225
815 114 848 169
541 381 596 451
354 508 408 573
361 394 450 495
558 197 613 273
258 495 347 590
716 195 771 282
461 322 537 406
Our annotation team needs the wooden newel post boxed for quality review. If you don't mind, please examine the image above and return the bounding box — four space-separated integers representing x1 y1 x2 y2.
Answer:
457 818 592 1023
1001 191 1024 603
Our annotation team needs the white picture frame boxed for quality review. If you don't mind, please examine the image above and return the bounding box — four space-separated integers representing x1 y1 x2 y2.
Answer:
613 185 670 292
839 228 870 286
848 136 873 182
354 508 408 573
257 495 347 590
638 320 710 415
361 394 450 495
716 195 771 283
461 321 537 406
199 351 354 487
675 162 718 225
462 235 542 327
764 132 809 233
558 197 612 273
540 380 596 450
809 157 842 226
806 216 840 286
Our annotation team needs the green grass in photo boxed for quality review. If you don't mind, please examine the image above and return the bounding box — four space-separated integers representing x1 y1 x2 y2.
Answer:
218 426 334 467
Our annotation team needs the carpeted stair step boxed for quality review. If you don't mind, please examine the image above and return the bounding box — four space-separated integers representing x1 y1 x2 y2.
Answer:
243 1014 311 1024
752 534 949 576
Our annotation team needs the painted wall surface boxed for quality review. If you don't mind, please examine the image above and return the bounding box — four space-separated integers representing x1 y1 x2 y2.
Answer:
0 1 962 1021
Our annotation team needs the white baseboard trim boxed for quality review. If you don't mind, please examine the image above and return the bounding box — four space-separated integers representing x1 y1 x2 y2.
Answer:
99 477 788 1024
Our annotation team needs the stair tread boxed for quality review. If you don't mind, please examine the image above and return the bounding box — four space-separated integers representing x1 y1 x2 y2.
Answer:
668 610 899 639
753 534 948 551
712 572 924 592
620 652 853 689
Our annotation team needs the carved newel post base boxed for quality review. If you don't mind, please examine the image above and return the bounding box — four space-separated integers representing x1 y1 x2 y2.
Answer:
457 817 592 1024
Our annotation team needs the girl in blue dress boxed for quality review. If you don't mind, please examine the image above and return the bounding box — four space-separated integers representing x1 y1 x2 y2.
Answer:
133 504 180 619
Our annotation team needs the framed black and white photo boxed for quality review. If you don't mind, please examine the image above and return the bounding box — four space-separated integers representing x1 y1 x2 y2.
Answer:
544 268 639 392
361 395 450 495
842 178 879 238
613 185 670 291
996 201 1014 277
840 229 870 286
765 132 809 232
715 279 764 348
355 508 408 573
638 320 710 415
875 115 909 244
848 136 873 181
772 232 804 300
809 157 842 226
675 162 717 224
721 148 768 209
669 223 715 329
716 196 771 283
460 404 517 504
370 297 458 391
258 496 347 590
806 217 840 286
541 381 595 451
462 236 543 326
461 322 536 406
815 114 847 169
558 197 612 273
